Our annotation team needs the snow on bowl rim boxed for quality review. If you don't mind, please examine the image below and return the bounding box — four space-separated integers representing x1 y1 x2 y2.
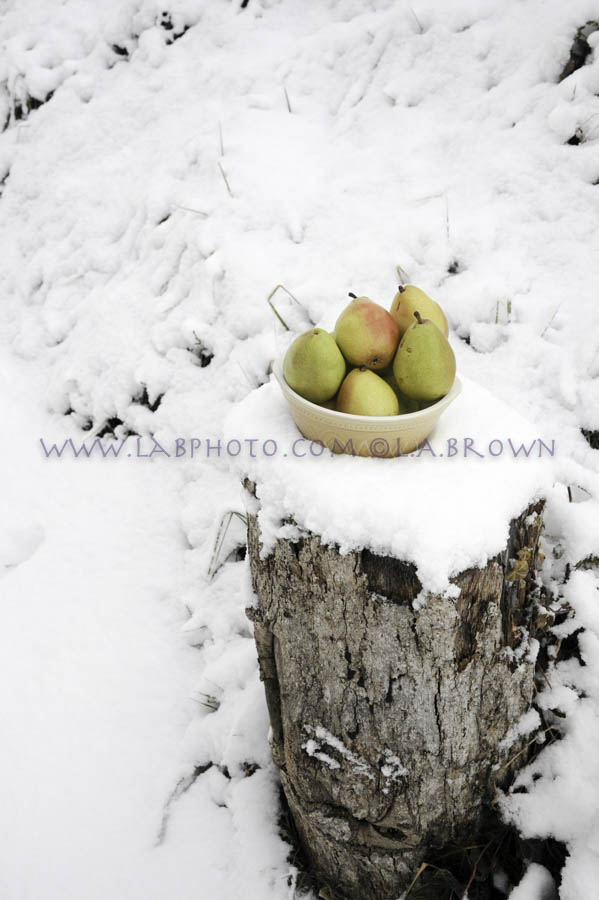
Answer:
272 356 463 457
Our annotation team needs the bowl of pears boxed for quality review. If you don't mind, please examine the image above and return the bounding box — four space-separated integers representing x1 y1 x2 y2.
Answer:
274 284 462 457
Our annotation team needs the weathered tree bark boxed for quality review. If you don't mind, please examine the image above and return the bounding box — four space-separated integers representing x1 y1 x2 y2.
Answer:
245 481 546 899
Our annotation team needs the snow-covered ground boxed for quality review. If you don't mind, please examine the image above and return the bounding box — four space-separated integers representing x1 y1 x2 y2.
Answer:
1 1 599 898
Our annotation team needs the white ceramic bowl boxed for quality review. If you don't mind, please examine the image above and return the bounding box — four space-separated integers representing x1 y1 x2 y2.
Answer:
273 357 462 457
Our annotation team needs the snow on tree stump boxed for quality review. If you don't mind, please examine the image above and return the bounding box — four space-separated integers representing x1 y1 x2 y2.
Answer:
245 482 545 899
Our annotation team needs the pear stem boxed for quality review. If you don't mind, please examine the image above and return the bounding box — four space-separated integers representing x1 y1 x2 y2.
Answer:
414 310 424 325
348 292 357 299
397 285 406 293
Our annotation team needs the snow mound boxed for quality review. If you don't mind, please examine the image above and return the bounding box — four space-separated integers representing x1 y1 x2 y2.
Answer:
227 373 556 595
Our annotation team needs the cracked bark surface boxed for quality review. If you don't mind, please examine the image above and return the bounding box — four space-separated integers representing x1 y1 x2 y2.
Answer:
246 484 545 899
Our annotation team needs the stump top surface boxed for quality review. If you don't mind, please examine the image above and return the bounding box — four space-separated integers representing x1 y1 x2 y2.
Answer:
226 374 556 595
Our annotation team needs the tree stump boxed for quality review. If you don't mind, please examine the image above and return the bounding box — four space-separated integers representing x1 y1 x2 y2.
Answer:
245 481 546 899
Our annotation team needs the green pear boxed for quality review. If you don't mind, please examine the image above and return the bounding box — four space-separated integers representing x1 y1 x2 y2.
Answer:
390 285 448 338
379 368 420 414
393 312 456 401
336 367 399 416
283 328 346 403
334 293 399 370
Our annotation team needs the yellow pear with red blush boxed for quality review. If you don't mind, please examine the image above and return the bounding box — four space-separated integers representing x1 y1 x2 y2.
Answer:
333 294 399 371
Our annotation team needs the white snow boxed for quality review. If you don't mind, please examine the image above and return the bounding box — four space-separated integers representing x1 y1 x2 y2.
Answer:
501 570 599 900
303 725 374 779
508 864 557 900
500 709 543 753
380 750 408 783
302 741 341 772
0 0 598 897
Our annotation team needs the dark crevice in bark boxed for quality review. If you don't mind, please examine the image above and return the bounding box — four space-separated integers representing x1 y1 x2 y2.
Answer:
344 648 356 680
499 500 544 656
360 549 421 603
455 584 485 670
